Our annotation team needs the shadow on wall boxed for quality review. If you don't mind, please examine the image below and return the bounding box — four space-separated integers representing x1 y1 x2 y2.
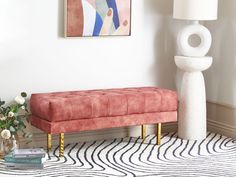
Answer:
205 0 236 106
144 0 177 90
144 0 173 16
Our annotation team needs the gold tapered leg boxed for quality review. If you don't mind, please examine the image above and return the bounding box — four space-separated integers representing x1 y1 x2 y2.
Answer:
59 133 64 157
157 123 162 145
141 125 146 139
47 134 52 152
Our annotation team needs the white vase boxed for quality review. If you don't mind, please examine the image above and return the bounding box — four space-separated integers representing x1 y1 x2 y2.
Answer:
175 56 212 140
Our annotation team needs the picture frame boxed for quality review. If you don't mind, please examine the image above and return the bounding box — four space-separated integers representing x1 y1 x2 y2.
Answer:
64 0 132 37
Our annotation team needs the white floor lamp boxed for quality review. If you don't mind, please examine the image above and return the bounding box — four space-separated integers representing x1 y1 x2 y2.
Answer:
173 0 218 140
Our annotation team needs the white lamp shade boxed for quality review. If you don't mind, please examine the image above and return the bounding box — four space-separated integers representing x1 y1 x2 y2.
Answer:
173 0 218 20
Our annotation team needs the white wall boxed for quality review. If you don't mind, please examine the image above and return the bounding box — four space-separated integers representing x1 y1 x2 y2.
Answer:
3 0 235 140
205 0 236 107
0 0 178 102
203 0 236 138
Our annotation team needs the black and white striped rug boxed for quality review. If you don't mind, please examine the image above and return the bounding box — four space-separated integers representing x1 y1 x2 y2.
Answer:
1 132 236 177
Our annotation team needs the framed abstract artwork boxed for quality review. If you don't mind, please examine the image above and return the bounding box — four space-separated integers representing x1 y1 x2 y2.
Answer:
64 0 131 37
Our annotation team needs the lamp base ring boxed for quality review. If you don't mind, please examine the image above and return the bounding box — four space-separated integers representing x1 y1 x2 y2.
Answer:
177 24 212 57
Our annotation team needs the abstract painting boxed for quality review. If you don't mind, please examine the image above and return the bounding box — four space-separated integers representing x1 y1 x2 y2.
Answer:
65 0 131 37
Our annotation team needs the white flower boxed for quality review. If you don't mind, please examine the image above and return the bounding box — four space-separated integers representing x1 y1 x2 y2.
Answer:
21 106 25 110
8 111 14 117
1 129 11 139
0 117 7 121
15 95 25 105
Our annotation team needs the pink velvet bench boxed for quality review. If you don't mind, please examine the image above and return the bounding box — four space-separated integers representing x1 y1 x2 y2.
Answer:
30 87 178 157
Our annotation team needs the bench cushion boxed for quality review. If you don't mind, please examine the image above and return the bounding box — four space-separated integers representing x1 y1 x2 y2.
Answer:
30 87 177 122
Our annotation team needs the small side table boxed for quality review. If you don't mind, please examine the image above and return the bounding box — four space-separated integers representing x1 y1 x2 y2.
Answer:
175 56 212 140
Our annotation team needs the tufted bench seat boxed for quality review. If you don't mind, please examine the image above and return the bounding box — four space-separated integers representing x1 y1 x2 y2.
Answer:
30 87 178 157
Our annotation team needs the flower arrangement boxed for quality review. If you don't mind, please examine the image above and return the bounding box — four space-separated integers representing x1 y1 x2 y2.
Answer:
0 92 31 143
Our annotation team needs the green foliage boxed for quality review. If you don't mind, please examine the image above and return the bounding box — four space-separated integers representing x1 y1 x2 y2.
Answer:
21 92 27 98
0 92 32 142
0 99 5 107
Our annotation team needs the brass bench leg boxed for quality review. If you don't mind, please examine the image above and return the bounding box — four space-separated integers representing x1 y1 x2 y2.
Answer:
157 123 162 145
141 125 146 139
47 134 52 152
59 133 64 157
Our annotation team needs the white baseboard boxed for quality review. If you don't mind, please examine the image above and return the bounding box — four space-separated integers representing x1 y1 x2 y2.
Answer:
19 122 178 148
207 101 236 139
207 119 236 138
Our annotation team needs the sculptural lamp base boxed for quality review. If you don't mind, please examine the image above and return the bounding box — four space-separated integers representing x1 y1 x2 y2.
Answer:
173 0 218 140
177 22 212 57
175 56 212 140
